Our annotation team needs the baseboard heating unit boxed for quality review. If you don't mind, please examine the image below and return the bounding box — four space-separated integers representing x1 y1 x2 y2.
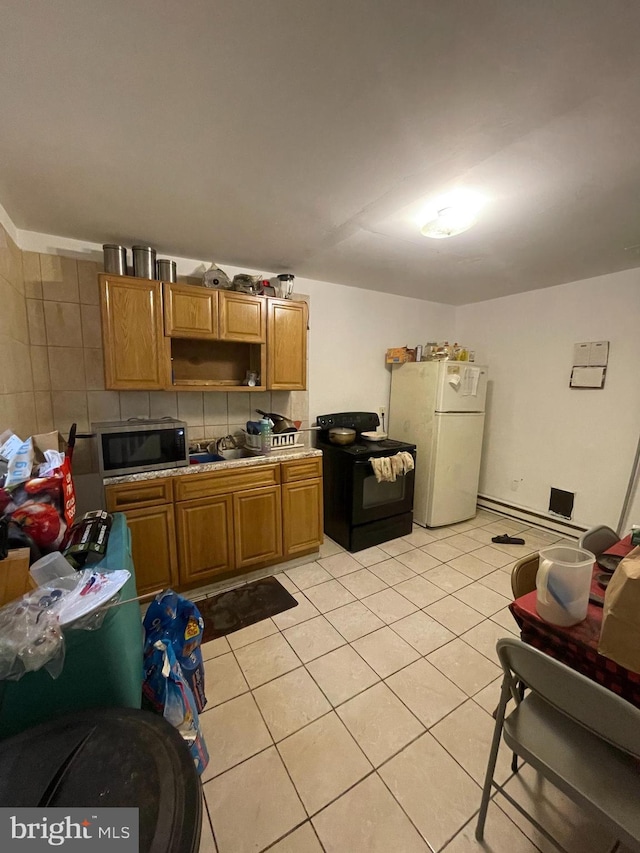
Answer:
477 494 587 539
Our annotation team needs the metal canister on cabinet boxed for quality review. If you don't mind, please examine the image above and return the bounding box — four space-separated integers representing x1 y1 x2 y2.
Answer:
103 245 128 276
156 259 177 282
132 246 156 279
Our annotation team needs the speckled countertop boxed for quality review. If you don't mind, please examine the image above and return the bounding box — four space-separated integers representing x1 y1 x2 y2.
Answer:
103 447 323 485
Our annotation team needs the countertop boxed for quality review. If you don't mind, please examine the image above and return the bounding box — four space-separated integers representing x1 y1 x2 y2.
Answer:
103 447 323 485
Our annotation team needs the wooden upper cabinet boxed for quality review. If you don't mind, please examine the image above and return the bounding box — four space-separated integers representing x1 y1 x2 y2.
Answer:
218 292 266 343
100 275 169 390
267 299 308 390
164 282 217 338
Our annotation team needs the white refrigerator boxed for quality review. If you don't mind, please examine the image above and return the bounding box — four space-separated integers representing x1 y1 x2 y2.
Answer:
389 361 488 527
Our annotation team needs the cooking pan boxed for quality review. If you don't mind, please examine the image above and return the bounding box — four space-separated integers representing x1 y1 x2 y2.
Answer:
328 427 356 445
255 409 297 434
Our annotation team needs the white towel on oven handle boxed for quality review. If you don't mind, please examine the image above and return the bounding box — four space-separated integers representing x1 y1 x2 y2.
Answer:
370 451 414 483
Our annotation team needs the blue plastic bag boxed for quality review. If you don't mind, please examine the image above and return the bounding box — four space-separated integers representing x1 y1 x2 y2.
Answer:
143 590 207 712
143 640 209 775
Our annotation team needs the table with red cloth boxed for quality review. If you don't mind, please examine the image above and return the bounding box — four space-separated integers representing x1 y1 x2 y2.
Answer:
509 534 640 708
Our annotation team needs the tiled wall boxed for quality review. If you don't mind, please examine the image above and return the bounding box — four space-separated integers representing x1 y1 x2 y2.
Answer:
14 236 309 475
0 226 34 437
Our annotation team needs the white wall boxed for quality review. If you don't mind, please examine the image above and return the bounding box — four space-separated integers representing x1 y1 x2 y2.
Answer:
456 269 640 531
299 277 454 420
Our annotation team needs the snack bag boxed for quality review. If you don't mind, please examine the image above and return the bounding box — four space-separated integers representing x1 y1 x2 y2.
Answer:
143 590 207 712
1 432 76 555
143 640 209 774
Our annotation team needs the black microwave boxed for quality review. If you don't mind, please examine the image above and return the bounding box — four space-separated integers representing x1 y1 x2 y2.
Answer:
93 418 188 478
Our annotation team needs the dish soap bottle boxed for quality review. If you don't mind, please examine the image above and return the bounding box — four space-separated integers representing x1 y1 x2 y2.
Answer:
260 417 272 455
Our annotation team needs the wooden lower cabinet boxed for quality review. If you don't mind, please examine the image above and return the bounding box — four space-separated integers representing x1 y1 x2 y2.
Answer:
282 478 323 558
175 495 234 584
108 458 322 590
233 486 282 570
122 503 178 595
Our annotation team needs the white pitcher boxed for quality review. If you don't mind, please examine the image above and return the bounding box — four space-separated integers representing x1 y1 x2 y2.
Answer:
536 545 595 626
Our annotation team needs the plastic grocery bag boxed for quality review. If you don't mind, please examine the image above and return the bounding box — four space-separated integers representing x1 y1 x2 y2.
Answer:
0 590 65 681
143 640 209 774
0 568 131 681
143 590 207 712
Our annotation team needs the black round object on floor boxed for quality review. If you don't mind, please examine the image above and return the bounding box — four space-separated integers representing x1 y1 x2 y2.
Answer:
0 707 202 853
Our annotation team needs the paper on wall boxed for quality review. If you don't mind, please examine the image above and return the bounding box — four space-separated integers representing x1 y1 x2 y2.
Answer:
461 367 480 396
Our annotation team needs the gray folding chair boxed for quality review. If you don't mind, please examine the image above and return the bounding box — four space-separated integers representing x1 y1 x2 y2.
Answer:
477 638 640 852
578 525 619 557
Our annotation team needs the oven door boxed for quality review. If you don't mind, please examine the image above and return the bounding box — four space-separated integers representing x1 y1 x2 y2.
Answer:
351 455 415 525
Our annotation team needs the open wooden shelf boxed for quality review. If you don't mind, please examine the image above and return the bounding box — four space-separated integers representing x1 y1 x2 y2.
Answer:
170 338 265 390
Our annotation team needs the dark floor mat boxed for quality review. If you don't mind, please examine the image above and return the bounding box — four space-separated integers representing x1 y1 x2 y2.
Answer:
199 576 298 643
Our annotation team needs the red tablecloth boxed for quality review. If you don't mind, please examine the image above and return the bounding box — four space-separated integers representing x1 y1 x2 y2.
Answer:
509 535 640 707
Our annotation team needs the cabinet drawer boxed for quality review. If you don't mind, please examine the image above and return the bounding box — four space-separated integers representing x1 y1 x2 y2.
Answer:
281 457 322 483
174 464 280 502
105 478 174 511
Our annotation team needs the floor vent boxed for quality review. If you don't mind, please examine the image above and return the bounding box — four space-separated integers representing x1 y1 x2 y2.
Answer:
549 487 575 520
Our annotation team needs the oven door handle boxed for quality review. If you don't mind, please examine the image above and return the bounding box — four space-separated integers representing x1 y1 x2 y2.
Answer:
353 456 415 466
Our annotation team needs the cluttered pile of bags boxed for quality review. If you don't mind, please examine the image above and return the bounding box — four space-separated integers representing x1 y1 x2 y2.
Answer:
0 428 76 559
142 591 210 775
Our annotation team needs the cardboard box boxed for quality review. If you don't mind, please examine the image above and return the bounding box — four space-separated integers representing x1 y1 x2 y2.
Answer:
33 431 67 455
0 548 34 607
386 347 411 363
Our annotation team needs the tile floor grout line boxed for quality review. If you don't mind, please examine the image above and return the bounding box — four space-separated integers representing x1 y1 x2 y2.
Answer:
197 516 574 852
374 768 438 853
272 739 377 823
202 591 506 714
201 790 220 853
303 653 381 712
257 816 329 853
204 632 499 842
224 639 333 835
201 740 274 787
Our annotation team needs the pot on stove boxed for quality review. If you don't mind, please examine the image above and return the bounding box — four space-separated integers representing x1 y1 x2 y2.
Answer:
328 427 356 445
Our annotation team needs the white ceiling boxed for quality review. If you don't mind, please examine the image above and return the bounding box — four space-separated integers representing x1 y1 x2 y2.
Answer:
2 1 640 304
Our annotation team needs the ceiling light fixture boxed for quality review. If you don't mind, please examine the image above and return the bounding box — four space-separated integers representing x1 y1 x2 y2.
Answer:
418 189 487 239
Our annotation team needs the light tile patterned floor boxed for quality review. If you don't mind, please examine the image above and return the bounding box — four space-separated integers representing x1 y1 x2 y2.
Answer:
196 511 620 853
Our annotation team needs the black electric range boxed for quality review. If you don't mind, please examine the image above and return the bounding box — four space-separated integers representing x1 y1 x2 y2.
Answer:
316 412 416 552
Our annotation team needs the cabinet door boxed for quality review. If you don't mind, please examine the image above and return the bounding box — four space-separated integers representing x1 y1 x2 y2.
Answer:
164 282 218 338
282 478 323 558
176 495 234 584
100 275 169 389
233 486 282 570
124 504 178 595
218 292 266 342
267 299 308 390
